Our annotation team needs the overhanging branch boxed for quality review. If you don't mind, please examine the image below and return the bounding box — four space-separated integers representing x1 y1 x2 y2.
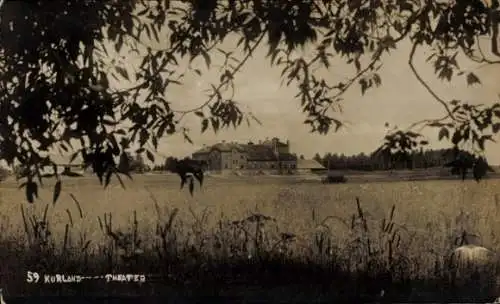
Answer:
408 41 455 120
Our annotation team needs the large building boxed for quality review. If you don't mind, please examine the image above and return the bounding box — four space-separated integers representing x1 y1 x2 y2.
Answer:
192 137 297 173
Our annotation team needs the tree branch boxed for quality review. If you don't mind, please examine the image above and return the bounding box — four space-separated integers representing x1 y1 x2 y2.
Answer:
329 55 383 102
404 115 450 133
174 31 267 117
408 41 455 120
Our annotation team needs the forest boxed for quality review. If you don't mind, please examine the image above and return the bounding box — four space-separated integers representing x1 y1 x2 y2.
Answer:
313 148 477 171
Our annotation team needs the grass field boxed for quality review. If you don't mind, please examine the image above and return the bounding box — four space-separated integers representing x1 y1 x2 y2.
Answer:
1 173 500 302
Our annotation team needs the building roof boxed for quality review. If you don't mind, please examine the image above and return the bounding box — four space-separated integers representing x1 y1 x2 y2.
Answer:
244 144 278 161
296 159 325 169
261 138 288 147
279 153 298 161
212 142 246 152
192 146 212 155
192 138 294 162
193 142 245 154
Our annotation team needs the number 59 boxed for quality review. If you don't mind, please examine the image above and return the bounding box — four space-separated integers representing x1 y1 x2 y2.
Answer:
26 271 40 283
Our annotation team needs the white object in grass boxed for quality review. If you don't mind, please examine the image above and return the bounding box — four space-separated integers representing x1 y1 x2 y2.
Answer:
0 288 6 304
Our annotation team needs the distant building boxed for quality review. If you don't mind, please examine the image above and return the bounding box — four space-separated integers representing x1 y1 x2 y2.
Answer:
191 137 297 173
296 159 326 174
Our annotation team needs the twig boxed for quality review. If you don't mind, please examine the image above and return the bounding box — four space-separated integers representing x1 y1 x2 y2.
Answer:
405 115 450 132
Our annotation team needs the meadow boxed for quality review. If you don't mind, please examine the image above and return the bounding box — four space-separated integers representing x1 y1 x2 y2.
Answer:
0 173 499 302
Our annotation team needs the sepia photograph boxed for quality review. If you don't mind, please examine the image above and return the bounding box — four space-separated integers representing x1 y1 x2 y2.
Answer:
1 0 500 303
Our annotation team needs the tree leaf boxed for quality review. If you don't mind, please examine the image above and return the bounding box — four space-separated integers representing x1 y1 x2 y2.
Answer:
115 67 129 80
104 169 112 188
157 121 168 138
53 180 62 205
188 178 194 196
492 123 500 133
184 133 193 144
354 58 361 72
152 135 158 149
466 72 481 86
478 136 486 150
114 171 126 189
146 150 155 163
372 73 382 86
359 79 368 95
438 127 449 141
26 181 38 203
201 118 209 133
118 151 130 174
451 130 462 145
201 50 211 68
70 150 82 164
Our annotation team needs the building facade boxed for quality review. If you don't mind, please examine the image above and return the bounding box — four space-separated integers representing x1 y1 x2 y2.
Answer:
191 137 298 173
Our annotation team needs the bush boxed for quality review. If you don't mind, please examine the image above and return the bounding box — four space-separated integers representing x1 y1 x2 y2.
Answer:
0 166 11 182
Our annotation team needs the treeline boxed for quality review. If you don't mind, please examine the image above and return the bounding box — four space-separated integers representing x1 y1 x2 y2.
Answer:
152 156 181 172
312 148 473 171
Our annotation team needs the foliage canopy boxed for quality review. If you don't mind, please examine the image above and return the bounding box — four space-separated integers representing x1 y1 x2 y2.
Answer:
1 0 500 201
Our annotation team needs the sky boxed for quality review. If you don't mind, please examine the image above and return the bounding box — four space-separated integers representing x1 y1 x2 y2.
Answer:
101 30 500 165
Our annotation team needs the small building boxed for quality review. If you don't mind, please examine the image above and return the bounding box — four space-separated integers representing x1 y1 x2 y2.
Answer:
296 159 326 174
